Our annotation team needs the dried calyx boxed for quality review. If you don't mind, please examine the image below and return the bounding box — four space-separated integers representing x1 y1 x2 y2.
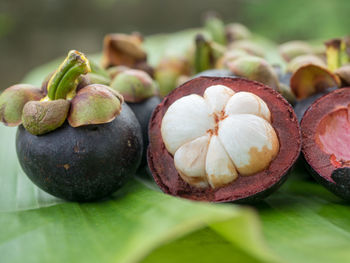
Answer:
288 54 341 99
101 33 153 76
161 85 279 189
0 50 124 135
288 37 350 100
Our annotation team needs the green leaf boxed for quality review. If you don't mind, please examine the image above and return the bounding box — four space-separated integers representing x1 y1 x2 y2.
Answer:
257 167 350 263
0 127 276 263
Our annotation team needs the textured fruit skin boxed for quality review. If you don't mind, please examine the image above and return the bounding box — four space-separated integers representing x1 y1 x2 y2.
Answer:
302 156 350 201
294 93 326 122
16 103 143 201
294 87 337 122
128 96 161 166
148 77 301 203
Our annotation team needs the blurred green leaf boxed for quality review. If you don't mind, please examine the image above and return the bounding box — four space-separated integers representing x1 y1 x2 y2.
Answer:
0 127 275 263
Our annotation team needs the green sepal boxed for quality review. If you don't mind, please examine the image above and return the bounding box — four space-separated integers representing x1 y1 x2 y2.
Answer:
227 56 279 90
204 14 226 45
68 84 123 127
0 84 44 126
110 69 158 102
22 99 70 135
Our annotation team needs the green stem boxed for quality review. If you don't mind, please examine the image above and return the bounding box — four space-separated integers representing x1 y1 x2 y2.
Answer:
194 34 212 73
47 50 91 100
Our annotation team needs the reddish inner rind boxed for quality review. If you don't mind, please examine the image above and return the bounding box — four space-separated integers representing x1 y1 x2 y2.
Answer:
148 77 301 202
316 108 350 166
302 88 350 182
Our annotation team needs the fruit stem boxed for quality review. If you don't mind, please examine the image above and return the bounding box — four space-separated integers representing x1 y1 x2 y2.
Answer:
194 34 212 73
47 50 91 100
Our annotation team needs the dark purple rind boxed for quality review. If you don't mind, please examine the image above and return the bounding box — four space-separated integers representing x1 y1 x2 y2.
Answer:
301 88 350 201
16 103 143 201
294 87 338 122
147 77 301 203
128 96 161 167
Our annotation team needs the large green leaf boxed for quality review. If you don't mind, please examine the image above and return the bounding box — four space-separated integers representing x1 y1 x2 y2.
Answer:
2 28 350 263
0 127 276 263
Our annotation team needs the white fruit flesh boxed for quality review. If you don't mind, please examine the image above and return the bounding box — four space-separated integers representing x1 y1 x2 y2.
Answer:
161 85 279 189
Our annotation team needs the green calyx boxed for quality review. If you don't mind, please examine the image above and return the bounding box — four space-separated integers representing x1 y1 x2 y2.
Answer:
22 100 70 135
110 69 158 102
68 84 123 127
155 56 191 97
194 34 225 73
227 56 279 90
204 13 226 45
225 23 252 43
0 50 125 136
47 50 91 100
0 84 44 126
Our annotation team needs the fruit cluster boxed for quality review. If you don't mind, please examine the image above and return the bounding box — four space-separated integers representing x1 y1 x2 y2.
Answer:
1 13 350 202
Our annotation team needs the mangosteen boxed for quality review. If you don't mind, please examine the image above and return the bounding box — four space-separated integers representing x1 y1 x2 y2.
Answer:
301 88 350 201
110 69 161 166
147 77 301 202
0 50 143 201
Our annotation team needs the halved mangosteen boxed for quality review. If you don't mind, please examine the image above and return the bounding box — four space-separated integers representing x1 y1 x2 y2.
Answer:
148 77 301 202
301 88 350 201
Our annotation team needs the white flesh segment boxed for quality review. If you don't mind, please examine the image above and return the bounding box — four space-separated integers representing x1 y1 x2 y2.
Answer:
161 94 215 155
203 85 235 114
218 114 279 175
174 135 210 188
206 136 238 188
225 92 271 122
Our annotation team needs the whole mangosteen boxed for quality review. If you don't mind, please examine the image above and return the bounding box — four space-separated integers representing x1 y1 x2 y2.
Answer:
148 77 301 202
0 50 143 201
301 88 350 201
110 69 161 166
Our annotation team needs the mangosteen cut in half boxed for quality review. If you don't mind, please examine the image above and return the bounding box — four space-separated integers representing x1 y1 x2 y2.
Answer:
148 77 301 202
301 88 350 201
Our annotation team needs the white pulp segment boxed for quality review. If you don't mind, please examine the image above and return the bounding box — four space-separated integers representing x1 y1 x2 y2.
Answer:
225 92 271 121
218 114 279 175
206 136 238 188
203 85 235 114
174 135 210 188
161 94 215 155
161 85 279 189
